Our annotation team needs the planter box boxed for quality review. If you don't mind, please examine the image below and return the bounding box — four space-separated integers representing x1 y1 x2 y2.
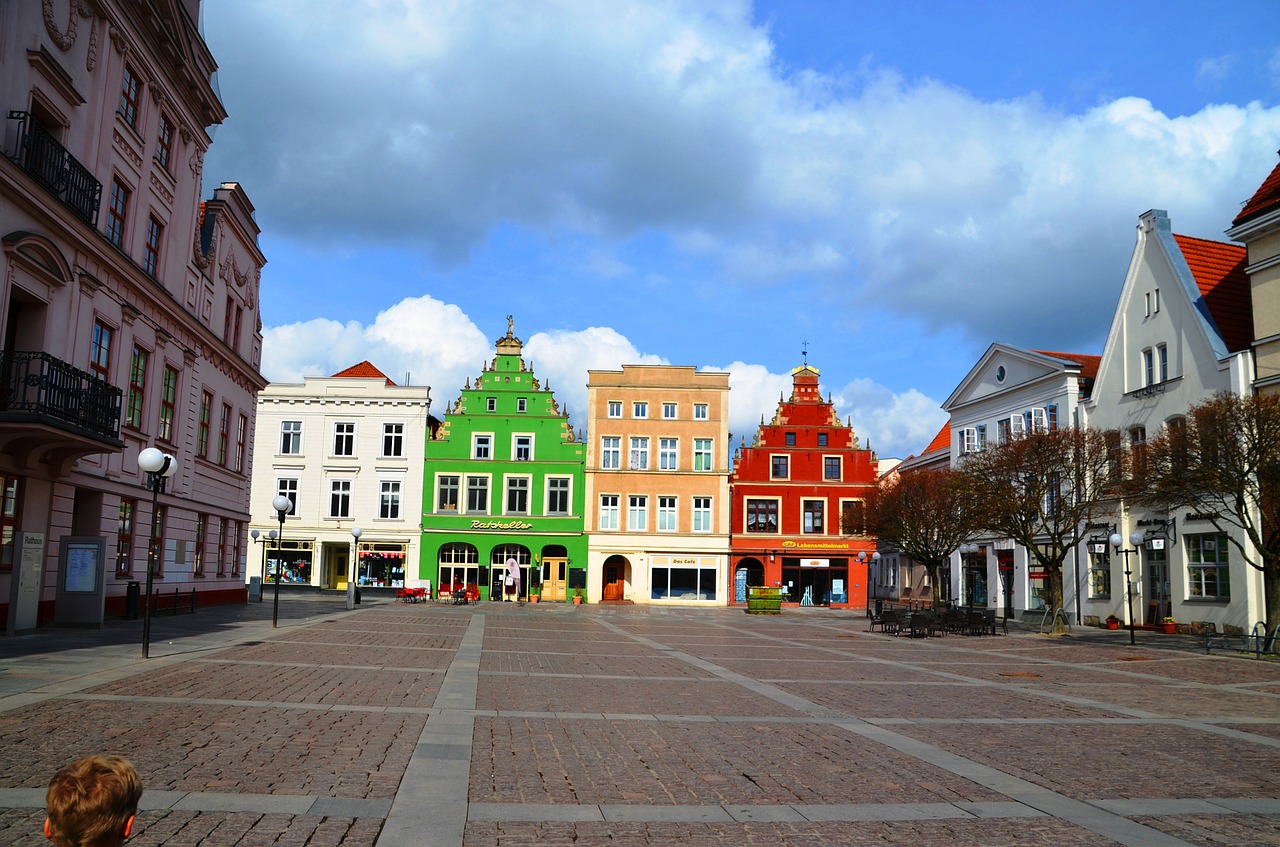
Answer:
746 586 782 615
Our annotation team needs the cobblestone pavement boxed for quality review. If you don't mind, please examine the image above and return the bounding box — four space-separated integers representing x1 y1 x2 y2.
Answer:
2 599 1279 846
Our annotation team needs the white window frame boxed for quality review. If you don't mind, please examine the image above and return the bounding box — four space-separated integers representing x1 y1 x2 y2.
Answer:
599 494 619 530
382 422 404 457
465 475 490 514
546 476 572 516
333 421 355 456
770 453 788 479
512 433 534 461
473 433 493 460
280 420 302 455
823 455 842 480
657 496 677 531
633 401 648 419
504 475 531 515
802 499 825 534
628 495 648 531
436 474 460 512
629 436 649 470
693 403 708 420
329 478 351 518
692 497 712 532
659 437 678 470
662 402 677 419
607 401 622 418
694 438 713 471
379 480 401 519
601 436 620 469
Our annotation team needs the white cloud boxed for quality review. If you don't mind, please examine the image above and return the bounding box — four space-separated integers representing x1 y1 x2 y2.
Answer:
1195 54 1234 89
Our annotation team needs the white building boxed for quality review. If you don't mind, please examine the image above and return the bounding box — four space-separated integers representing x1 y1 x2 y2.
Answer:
941 345 1100 620
247 363 433 594
1082 209 1260 630
1 1 265 627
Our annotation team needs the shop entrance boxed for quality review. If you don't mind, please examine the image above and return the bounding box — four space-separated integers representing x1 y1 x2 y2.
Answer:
601 556 628 602
780 559 847 606
1144 547 1170 624
541 557 568 601
324 543 348 590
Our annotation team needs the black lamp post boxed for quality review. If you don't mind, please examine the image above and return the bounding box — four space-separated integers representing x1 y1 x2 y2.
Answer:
137 447 176 658
270 494 292 627
347 526 362 610
249 528 276 602
1110 531 1143 645
857 550 880 614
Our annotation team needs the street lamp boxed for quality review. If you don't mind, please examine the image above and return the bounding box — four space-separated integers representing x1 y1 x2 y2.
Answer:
249 529 276 603
348 526 362 610
270 494 292 627
1110 531 1144 645
857 550 880 614
137 447 176 658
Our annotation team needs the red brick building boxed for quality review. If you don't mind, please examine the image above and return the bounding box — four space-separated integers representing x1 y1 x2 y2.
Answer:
729 365 878 608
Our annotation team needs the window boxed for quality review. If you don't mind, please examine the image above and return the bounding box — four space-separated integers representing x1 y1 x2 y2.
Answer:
824 456 841 480
280 420 302 454
193 514 206 577
380 480 402 519
997 418 1012 444
505 477 529 514
629 436 649 470
382 423 404 457
1157 344 1168 382
1129 426 1148 477
803 500 825 534
329 479 351 518
1024 407 1047 433
628 495 648 530
143 216 163 277
333 422 355 456
230 520 241 577
659 438 678 470
107 179 129 247
466 477 489 513
235 414 248 473
694 439 712 471
216 518 227 576
89 320 112 380
276 478 298 515
658 496 677 531
546 477 571 515
692 497 711 532
746 499 778 533
1143 348 1155 386
156 113 174 171
1010 414 1025 438
197 391 212 458
513 434 533 461
599 495 619 530
633 402 647 418
217 403 231 465
817 432 828 447
118 64 141 128
960 426 987 454
608 401 622 418
116 498 135 575
650 563 717 601
662 402 677 419
0 476 18 573
785 432 796 446
771 455 788 479
437 475 459 511
473 434 492 460
517 397 527 412
125 346 148 429
693 403 708 420
232 305 243 351
1188 532 1230 599
1045 405 1059 431
1089 548 1111 598
158 365 178 442
842 500 866 535
601 436 620 469
486 397 496 412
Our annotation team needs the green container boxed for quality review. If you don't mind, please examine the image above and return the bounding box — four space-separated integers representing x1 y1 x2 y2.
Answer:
746 586 782 615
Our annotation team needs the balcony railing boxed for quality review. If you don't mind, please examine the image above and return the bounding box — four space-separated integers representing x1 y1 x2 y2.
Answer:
7 111 101 227
0 351 122 442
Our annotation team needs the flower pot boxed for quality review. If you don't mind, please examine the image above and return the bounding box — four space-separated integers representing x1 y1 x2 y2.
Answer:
1106 620 1119 630
530 594 539 603
1161 622 1176 634
573 595 582 605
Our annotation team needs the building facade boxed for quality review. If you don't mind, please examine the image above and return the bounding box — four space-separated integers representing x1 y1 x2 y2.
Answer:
1227 154 1280 397
584 365 730 604
1083 210 1260 630
729 365 877 609
872 425 948 606
941 346 1099 620
1 1 265 628
420 320 586 601
247 362 433 594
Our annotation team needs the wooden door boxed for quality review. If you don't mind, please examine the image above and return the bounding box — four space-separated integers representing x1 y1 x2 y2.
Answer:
602 562 624 602
541 558 567 601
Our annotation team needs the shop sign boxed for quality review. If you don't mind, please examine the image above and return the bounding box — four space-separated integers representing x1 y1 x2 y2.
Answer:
782 540 853 550
470 520 533 531
800 558 830 568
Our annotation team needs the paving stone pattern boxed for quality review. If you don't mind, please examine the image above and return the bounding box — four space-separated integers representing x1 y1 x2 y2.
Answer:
1 597 1280 846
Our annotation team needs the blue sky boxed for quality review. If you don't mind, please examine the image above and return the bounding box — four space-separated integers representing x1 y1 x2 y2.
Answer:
199 1 1280 459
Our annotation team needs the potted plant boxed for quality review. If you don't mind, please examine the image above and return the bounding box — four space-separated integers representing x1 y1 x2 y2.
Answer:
1105 614 1120 630
529 585 540 603
572 587 584 605
1161 616 1176 634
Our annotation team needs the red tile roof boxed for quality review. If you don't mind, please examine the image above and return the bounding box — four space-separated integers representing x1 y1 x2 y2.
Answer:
922 422 950 455
1172 234 1253 354
1032 351 1101 382
331 361 397 385
1233 157 1280 226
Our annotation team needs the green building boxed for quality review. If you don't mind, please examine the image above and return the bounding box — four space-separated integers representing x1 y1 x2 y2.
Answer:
420 319 587 601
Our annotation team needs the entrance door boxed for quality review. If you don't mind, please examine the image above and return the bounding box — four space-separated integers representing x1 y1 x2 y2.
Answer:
326 545 348 590
541 557 567 601
1145 551 1170 624
602 560 625 602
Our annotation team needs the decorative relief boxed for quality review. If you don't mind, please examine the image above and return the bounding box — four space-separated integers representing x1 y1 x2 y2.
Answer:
86 16 98 70
189 147 203 181
111 128 142 168
149 171 173 206
192 225 212 269
43 0 95 52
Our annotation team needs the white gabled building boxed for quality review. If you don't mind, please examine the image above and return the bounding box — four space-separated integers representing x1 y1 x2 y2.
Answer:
1083 209 1260 631
941 345 1099 620
248 362 434 595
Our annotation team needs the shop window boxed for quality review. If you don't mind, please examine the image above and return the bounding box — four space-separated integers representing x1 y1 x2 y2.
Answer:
1187 532 1230 599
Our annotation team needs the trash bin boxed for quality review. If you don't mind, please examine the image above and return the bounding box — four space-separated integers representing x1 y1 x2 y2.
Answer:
875 599 883 617
125 581 141 620
354 588 361 605
248 576 262 601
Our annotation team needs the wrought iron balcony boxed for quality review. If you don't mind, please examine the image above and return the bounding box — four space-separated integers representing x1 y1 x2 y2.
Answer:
0 351 122 443
6 111 102 227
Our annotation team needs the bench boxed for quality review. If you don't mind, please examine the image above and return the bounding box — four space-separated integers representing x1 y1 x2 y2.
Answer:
151 588 196 615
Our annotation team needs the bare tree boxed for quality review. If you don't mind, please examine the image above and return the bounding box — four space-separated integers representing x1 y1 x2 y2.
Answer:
959 426 1116 631
862 467 978 607
1136 391 1280 630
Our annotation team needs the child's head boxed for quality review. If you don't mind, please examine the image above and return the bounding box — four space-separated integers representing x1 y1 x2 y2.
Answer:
44 755 142 847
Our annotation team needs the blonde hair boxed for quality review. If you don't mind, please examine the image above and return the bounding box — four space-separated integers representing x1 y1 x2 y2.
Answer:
45 755 142 847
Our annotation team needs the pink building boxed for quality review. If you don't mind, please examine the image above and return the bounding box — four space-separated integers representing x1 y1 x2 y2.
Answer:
0 1 265 627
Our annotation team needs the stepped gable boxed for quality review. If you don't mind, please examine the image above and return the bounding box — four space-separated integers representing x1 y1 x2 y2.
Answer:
1233 155 1280 226
1172 234 1253 354
331 360 396 385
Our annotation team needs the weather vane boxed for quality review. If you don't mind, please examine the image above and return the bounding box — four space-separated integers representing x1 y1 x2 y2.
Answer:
802 341 809 367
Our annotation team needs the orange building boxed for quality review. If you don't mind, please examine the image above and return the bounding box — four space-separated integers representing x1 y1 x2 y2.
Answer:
729 364 878 608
